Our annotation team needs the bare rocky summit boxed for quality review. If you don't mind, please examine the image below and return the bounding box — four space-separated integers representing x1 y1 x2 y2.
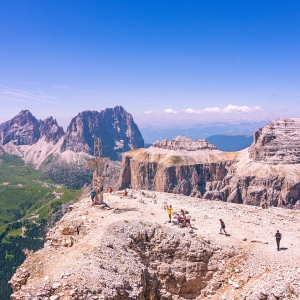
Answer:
120 119 300 208
9 191 300 299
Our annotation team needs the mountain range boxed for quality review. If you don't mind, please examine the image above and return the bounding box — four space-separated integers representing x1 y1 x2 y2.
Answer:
0 106 144 166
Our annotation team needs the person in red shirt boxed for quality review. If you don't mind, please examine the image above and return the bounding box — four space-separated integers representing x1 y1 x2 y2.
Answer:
109 186 113 193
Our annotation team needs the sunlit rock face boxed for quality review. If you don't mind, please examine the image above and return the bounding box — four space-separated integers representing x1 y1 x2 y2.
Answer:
249 118 300 164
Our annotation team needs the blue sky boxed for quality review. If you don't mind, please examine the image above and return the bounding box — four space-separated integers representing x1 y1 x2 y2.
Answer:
0 1 300 128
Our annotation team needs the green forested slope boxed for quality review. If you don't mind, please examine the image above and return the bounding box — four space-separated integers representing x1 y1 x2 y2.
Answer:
0 150 81 299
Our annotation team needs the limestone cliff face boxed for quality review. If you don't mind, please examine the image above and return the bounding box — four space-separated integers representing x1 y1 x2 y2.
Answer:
249 118 300 164
119 124 300 208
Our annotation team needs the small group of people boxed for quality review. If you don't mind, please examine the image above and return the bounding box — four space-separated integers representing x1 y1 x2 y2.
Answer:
167 205 192 228
166 205 283 251
123 189 134 198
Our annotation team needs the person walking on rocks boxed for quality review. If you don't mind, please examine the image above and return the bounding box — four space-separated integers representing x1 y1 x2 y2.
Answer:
219 219 228 236
167 205 173 223
91 189 96 205
275 230 282 251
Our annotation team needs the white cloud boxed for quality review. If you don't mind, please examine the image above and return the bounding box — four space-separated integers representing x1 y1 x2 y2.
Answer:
203 107 222 113
164 108 178 114
185 108 198 113
184 104 261 114
144 110 153 114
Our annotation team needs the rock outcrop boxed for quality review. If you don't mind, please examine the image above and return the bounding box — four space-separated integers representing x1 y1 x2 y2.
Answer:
119 119 300 208
0 106 144 166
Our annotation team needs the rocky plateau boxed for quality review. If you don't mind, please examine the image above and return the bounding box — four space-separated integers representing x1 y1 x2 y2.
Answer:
9 190 300 299
119 118 300 208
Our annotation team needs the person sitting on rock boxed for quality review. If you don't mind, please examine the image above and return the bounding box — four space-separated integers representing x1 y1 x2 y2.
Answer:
219 219 228 236
175 213 181 225
178 211 186 227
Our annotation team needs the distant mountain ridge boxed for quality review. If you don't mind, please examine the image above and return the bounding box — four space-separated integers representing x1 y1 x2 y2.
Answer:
0 106 144 166
0 110 64 146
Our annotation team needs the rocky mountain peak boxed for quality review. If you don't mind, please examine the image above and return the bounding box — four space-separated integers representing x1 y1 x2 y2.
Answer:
60 106 144 160
249 118 300 164
39 116 65 144
0 110 41 145
151 135 218 151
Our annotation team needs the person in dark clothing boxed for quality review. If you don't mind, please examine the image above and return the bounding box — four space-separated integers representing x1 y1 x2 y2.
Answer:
275 230 282 251
219 219 228 236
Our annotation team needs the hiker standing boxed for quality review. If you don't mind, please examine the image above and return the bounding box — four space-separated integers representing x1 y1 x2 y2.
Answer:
91 189 96 205
124 189 128 197
275 230 282 251
185 211 192 228
109 186 113 193
167 205 173 223
219 219 228 236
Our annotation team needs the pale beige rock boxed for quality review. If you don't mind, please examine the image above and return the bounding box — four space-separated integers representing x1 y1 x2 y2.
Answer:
119 119 300 208
9 191 300 299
